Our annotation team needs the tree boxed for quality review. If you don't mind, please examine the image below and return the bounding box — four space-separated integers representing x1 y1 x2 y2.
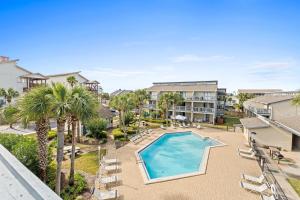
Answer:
236 93 255 111
170 92 184 125
158 93 172 126
50 83 70 195
67 76 78 88
19 86 53 182
132 89 150 133
86 118 108 139
292 94 300 115
2 105 19 128
68 86 98 185
0 88 19 104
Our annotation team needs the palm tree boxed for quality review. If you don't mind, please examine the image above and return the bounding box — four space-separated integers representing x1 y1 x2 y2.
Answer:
292 94 300 115
236 93 254 111
109 95 122 128
170 92 184 125
19 86 53 182
132 89 149 133
1 105 19 128
68 86 98 185
0 88 19 104
158 93 172 126
67 76 78 88
51 83 70 195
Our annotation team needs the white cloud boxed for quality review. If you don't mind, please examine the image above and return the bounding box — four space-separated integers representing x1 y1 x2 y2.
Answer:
171 54 234 63
252 61 292 69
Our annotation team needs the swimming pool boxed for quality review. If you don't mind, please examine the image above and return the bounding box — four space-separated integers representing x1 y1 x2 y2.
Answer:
137 131 225 184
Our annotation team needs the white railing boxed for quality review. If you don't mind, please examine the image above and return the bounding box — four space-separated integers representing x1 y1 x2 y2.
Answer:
185 96 216 101
193 107 214 113
248 106 271 115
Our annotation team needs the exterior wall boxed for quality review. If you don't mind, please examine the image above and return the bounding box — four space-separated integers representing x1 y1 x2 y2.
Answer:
271 100 299 120
0 62 27 94
47 74 87 87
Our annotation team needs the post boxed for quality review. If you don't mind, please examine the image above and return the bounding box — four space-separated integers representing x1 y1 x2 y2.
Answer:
98 146 101 166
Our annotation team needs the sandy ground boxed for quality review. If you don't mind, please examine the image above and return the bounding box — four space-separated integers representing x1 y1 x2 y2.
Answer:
104 127 262 200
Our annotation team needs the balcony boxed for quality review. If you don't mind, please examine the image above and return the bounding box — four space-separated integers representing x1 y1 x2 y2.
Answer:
193 107 215 114
169 106 191 112
145 104 156 109
185 96 216 102
150 95 158 100
248 106 271 116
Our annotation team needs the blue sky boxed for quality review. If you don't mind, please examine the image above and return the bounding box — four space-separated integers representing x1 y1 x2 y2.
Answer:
1 0 299 92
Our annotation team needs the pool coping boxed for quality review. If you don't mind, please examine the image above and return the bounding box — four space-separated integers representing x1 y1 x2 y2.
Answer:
135 130 227 185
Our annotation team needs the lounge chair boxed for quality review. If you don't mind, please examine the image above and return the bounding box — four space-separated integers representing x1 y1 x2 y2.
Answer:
102 156 118 165
129 134 141 143
98 175 119 186
240 181 268 193
93 188 119 200
100 163 119 173
196 125 201 129
147 129 153 134
238 147 254 155
261 194 276 200
179 124 184 128
239 152 257 160
160 125 166 130
241 173 265 184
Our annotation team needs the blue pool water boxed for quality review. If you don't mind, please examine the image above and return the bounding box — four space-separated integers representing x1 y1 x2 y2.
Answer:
139 132 220 180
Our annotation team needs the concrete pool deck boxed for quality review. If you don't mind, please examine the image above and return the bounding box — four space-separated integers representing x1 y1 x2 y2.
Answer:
112 127 261 200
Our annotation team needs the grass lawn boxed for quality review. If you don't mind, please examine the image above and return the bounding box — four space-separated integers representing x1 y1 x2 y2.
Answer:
62 149 106 175
288 178 300 196
223 115 241 126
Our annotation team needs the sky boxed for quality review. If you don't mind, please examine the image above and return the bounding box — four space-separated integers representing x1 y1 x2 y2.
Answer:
1 0 300 93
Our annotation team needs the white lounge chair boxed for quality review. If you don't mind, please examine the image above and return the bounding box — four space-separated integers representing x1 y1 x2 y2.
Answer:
241 174 265 184
98 175 119 185
93 188 119 200
238 147 254 155
160 125 166 130
102 156 118 165
240 181 268 193
196 125 201 129
100 163 119 173
147 129 153 134
261 194 276 200
239 152 257 160
179 123 184 128
129 134 141 143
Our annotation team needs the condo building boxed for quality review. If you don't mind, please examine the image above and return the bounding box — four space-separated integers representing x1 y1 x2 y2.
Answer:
147 81 226 124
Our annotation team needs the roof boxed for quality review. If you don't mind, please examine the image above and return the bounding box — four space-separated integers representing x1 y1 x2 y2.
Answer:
20 73 48 80
110 89 132 97
47 71 89 81
0 145 61 200
16 65 32 74
238 89 282 94
99 105 115 118
245 95 294 105
153 80 218 85
275 116 300 135
240 117 270 129
147 84 218 92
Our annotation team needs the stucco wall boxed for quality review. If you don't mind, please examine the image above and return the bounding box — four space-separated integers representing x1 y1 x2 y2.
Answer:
271 100 299 120
0 62 27 93
47 74 87 87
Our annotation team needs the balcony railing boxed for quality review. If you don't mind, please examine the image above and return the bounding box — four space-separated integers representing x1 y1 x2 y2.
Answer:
248 106 271 115
185 96 216 101
144 104 156 109
193 107 215 114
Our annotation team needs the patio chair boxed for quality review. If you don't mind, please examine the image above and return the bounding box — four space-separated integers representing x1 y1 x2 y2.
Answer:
260 194 276 200
196 125 201 129
98 175 120 186
100 163 119 173
238 147 254 155
129 134 141 143
241 173 265 184
146 129 153 134
160 125 166 130
102 156 118 165
240 181 268 193
239 152 257 160
179 123 184 128
93 188 119 200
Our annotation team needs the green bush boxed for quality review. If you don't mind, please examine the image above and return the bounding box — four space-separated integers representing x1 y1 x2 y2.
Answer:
86 118 108 139
0 134 24 151
124 112 135 126
143 118 166 124
48 130 57 140
2 105 19 127
61 173 87 200
112 128 124 139
46 161 57 190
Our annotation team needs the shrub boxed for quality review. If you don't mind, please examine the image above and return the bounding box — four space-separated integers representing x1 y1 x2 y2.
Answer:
124 112 135 126
48 130 57 140
46 161 57 190
61 173 87 200
0 134 24 151
86 118 108 139
143 118 166 124
2 105 19 127
112 128 124 139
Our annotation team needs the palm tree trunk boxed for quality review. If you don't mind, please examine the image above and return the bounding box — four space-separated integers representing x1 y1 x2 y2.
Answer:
55 119 65 195
9 123 13 129
76 120 80 143
69 117 77 185
36 119 48 182
137 107 142 133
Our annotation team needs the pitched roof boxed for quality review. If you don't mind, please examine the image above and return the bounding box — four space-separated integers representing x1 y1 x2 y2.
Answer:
276 116 300 134
46 71 89 81
98 105 115 118
238 89 282 94
110 89 132 97
20 73 48 80
245 95 294 105
240 117 270 129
